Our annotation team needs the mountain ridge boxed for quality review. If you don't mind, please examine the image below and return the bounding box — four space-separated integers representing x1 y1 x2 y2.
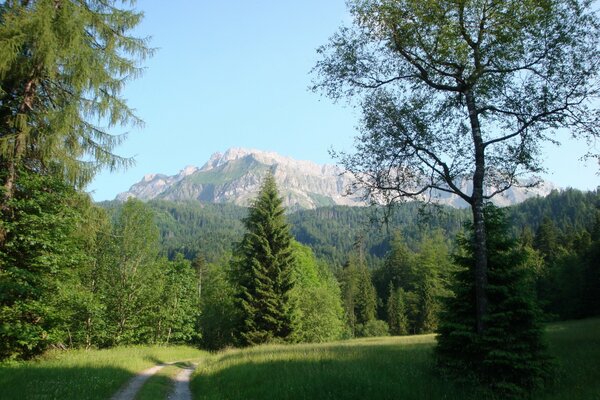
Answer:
116 147 555 209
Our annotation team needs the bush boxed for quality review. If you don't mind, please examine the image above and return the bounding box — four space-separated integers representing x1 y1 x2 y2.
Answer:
357 320 390 337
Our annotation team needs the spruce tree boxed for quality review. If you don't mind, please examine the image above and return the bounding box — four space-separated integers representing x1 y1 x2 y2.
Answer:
436 206 551 398
233 174 295 346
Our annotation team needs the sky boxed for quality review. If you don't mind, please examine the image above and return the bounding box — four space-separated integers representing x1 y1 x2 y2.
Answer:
87 1 599 201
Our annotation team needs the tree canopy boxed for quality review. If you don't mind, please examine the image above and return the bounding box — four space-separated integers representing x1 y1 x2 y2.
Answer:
0 0 152 199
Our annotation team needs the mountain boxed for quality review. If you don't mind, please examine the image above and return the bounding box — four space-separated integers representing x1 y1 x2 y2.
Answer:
116 147 555 209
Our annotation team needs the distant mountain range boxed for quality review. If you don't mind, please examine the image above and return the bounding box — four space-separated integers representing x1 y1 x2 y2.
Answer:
116 148 555 209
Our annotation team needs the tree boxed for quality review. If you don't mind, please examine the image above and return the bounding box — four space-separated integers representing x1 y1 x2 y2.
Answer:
411 231 452 333
288 242 346 343
436 206 551 397
152 255 200 345
232 174 295 345
313 0 600 334
198 257 239 350
387 285 409 335
0 0 151 246
0 170 86 359
99 198 163 345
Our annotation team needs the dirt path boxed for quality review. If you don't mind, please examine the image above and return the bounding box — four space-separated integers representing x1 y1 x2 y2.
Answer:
110 364 167 400
168 363 197 400
110 362 197 400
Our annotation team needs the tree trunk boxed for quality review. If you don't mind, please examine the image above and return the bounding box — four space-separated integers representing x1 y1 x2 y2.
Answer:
465 90 488 334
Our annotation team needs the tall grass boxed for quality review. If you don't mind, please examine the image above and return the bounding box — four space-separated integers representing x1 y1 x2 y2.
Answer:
0 346 206 400
1 319 597 400
191 318 600 400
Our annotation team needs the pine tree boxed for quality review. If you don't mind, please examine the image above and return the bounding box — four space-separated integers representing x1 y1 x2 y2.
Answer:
233 174 295 346
436 206 551 398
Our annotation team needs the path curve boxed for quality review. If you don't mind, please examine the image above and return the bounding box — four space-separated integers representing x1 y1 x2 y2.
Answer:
168 363 197 400
110 364 167 400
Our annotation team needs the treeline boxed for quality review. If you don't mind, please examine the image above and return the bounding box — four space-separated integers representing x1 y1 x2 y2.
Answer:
0 173 201 359
138 189 598 269
2 180 598 359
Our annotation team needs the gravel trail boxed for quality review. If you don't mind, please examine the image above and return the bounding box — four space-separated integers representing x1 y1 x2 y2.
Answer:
168 363 197 400
110 364 167 400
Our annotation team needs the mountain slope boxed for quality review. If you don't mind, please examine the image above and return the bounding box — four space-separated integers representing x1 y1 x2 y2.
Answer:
116 147 555 210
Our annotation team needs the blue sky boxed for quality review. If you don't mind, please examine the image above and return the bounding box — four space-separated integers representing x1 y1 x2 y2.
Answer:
87 1 599 201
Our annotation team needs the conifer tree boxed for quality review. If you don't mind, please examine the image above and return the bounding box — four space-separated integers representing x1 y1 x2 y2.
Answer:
0 0 151 247
233 174 295 345
436 206 551 398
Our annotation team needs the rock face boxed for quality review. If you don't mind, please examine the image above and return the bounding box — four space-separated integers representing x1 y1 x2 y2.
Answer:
116 148 554 209
116 148 363 210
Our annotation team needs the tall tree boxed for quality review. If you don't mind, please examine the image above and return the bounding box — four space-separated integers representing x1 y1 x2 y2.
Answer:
0 0 151 241
99 198 162 345
339 239 378 336
288 242 345 343
232 174 295 346
313 0 600 334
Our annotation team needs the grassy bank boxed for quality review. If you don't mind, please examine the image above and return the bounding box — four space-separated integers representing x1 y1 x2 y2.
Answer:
190 318 600 400
0 346 206 400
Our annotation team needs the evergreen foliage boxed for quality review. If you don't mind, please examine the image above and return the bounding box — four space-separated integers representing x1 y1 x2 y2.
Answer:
387 286 409 335
374 230 452 335
232 174 295 345
0 0 151 193
436 206 551 398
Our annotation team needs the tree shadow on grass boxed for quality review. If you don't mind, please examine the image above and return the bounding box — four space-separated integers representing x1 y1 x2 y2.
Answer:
0 364 134 400
190 342 488 400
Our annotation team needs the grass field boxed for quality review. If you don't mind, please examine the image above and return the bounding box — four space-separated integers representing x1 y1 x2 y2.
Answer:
1 318 598 399
0 346 206 400
190 318 600 400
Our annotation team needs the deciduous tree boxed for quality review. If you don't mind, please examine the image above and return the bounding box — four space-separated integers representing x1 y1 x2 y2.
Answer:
313 0 600 335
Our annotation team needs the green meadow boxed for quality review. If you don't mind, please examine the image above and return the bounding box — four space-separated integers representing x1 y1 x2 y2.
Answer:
191 318 600 400
1 318 598 400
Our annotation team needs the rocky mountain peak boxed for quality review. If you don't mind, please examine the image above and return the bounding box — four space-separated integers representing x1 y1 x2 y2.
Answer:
116 147 554 209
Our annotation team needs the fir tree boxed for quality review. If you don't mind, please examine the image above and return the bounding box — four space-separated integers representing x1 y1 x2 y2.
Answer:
436 206 551 398
233 174 295 346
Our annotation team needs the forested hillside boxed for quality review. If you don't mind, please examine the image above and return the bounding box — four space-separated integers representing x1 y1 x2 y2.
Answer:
109 188 598 268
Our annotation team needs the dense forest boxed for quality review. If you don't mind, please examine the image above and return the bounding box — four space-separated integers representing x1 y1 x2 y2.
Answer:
99 188 600 341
